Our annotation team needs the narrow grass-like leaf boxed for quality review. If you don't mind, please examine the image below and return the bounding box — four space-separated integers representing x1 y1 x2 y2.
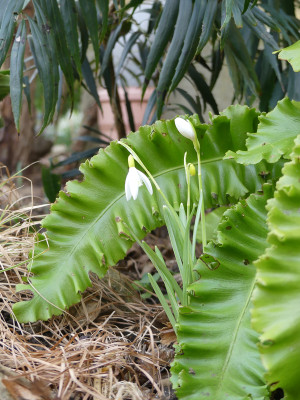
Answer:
252 135 300 398
10 20 26 133
171 186 274 399
147 273 177 331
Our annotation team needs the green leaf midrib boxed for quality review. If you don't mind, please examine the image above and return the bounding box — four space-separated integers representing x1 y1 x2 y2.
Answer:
59 156 225 261
215 278 256 396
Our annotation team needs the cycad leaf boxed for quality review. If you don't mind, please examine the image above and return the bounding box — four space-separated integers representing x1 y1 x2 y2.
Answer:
252 135 300 398
13 106 281 322
226 98 300 165
171 185 274 400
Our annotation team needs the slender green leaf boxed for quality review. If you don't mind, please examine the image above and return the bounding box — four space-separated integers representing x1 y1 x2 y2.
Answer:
10 20 26 132
43 0 74 106
12 106 282 322
169 0 206 93
82 57 101 109
100 22 123 76
252 135 300 398
0 0 24 67
147 273 177 331
41 166 61 203
28 14 59 134
171 186 274 399
188 64 219 114
226 98 300 164
96 0 108 42
143 0 179 94
156 0 193 117
116 31 141 77
197 0 218 53
60 0 81 76
78 0 99 70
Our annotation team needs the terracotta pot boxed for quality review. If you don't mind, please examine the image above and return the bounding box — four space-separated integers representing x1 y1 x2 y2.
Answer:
97 87 154 140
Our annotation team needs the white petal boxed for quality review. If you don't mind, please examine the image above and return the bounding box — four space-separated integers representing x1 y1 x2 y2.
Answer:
175 117 196 141
128 168 141 200
125 173 132 200
137 170 153 195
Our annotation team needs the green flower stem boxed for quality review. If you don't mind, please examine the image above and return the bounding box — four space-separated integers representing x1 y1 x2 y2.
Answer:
194 140 207 249
184 153 191 221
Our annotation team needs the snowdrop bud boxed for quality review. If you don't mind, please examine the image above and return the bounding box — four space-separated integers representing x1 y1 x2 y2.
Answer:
175 117 196 141
189 163 196 176
128 154 135 168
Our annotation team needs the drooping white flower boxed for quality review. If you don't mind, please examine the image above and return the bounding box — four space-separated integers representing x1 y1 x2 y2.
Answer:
125 156 153 201
175 117 196 141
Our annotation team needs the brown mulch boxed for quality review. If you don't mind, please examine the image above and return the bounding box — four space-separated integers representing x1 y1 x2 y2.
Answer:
0 168 177 400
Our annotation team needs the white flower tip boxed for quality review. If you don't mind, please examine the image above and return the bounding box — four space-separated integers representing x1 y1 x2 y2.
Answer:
175 117 196 141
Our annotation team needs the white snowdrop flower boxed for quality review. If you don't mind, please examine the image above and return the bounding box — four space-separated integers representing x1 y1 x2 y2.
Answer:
125 155 153 201
175 117 196 142
15 36 21 42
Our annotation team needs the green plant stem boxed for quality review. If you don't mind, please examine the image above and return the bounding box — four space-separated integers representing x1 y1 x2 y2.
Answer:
194 141 206 248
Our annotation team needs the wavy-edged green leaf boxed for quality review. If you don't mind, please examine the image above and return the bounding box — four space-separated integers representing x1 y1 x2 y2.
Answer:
10 20 26 133
252 135 300 398
276 40 300 72
143 0 179 93
169 0 206 93
226 98 300 165
171 185 275 400
78 0 99 71
0 0 24 67
12 106 281 323
155 0 193 118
